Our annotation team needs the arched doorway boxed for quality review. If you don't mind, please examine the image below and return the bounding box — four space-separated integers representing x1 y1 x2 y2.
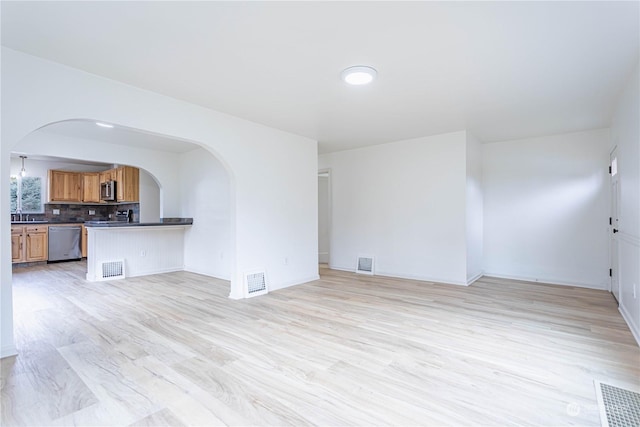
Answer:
9 118 235 288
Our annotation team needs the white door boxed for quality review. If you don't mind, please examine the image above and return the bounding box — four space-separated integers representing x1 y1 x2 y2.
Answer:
610 148 620 302
318 171 330 264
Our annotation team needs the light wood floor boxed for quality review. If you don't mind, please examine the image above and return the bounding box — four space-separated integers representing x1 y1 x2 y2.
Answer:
1 262 639 426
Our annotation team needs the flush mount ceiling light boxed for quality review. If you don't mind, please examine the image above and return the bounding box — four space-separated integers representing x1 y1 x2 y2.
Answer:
96 122 114 128
19 155 27 177
341 65 377 85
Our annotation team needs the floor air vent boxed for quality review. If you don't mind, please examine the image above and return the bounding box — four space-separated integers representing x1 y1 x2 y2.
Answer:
245 271 268 297
594 380 640 427
99 260 125 281
356 256 374 275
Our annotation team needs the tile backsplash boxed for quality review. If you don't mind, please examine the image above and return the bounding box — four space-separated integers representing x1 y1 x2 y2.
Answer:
13 203 140 223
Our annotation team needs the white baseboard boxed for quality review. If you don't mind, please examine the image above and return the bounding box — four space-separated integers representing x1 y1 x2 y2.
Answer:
619 303 640 347
375 270 469 286
483 271 607 290
129 267 185 278
87 266 186 282
328 264 468 286
328 265 354 273
466 271 484 285
269 275 321 292
184 266 231 281
1 344 17 359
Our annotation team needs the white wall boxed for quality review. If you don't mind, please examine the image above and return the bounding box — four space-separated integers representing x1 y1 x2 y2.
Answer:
318 175 330 264
1 48 318 357
10 156 106 176
319 131 469 285
465 132 483 283
610 61 640 345
180 148 231 280
483 128 610 289
139 169 161 223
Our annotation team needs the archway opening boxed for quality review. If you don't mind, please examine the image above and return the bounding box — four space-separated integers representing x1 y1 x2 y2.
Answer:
9 118 236 291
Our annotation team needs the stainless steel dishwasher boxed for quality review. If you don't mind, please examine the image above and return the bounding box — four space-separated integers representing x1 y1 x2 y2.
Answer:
48 226 82 262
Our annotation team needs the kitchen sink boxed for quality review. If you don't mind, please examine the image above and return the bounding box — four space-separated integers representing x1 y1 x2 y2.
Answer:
11 220 49 224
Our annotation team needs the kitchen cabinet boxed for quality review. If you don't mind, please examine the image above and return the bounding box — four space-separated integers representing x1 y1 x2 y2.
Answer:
49 170 82 202
11 225 48 263
81 225 88 258
25 225 48 262
99 169 116 184
116 166 139 202
11 226 25 263
82 172 101 203
48 165 139 203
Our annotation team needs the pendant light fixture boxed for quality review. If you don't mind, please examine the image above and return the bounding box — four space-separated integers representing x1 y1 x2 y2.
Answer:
19 155 27 177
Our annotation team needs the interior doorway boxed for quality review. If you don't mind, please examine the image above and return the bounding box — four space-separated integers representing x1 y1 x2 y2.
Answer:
610 147 620 302
318 170 331 265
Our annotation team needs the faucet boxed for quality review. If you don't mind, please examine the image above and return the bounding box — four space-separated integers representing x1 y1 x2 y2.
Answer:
16 208 22 222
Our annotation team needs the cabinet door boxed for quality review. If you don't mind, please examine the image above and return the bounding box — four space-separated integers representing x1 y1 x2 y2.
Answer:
49 170 82 202
11 231 24 263
26 232 47 262
49 170 67 201
81 225 88 258
65 173 82 201
82 173 100 203
116 167 124 201
99 169 116 184
116 166 139 202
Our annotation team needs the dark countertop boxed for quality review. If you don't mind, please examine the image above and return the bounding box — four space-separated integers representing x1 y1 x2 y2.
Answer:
84 218 193 228
11 220 84 225
11 221 50 224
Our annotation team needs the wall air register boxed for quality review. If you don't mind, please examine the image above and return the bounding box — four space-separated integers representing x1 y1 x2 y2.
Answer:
99 260 125 280
356 256 375 275
245 270 268 297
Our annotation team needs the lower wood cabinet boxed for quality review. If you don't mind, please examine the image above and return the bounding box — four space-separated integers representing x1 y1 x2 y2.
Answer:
11 225 48 263
82 225 88 258
25 226 48 262
11 226 25 263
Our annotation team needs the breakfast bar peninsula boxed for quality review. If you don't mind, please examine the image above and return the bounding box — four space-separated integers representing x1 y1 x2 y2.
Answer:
85 218 193 281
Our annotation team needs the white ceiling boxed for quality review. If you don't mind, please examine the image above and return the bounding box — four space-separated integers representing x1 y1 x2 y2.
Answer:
2 1 638 153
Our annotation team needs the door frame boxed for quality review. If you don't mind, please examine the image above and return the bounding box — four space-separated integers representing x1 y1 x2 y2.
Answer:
609 146 620 302
318 169 332 267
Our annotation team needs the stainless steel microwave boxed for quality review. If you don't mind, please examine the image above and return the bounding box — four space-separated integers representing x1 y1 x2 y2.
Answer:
100 180 116 201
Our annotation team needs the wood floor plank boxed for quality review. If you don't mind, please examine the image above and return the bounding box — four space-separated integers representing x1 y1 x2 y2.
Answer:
2 261 638 426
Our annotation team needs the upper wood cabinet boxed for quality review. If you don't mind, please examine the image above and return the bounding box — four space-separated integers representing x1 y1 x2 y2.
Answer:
99 169 117 184
116 166 139 202
48 166 139 203
48 170 82 202
82 173 101 203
